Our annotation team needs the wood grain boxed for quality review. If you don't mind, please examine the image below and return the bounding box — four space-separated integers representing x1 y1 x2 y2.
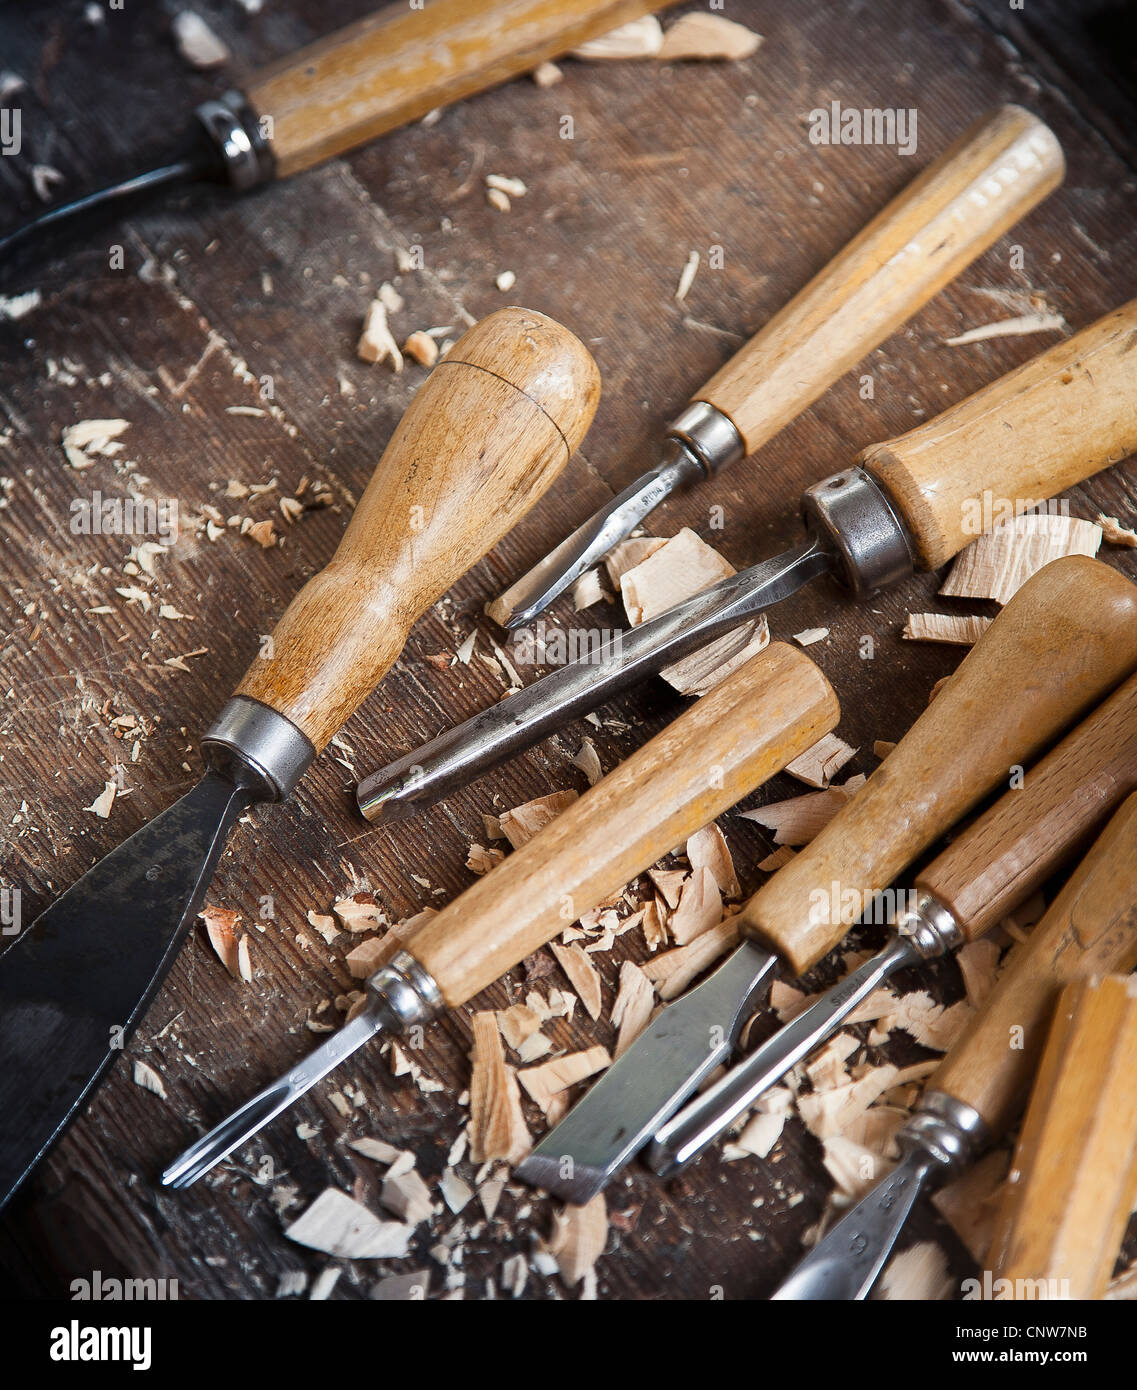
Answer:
738 557 1137 975
698 106 1063 454
247 0 679 177
236 307 600 749
933 793 1137 1139
984 975 1137 1299
863 299 1137 569
407 642 838 1003
919 668 1137 940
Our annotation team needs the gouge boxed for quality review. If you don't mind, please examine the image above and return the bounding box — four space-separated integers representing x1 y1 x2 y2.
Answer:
0 0 675 274
357 299 1137 822
489 105 1064 629
771 793 1137 1301
512 557 1137 1204
651 667 1137 1174
160 642 840 1186
984 975 1137 1301
0 307 599 1210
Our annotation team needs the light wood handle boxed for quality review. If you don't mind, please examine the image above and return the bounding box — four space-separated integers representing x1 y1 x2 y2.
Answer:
919 669 1137 941
934 793 1137 1137
246 0 677 178
235 308 599 750
863 299 1137 570
737 556 1137 975
403 643 839 1006
984 975 1137 1299
697 106 1063 455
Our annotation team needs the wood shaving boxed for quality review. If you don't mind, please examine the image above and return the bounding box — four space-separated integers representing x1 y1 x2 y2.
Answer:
686 823 740 898
439 1168 474 1214
610 961 655 1058
357 297 403 371
237 935 253 984
571 15 662 59
495 270 516 292
517 1045 611 1113
245 518 277 548
532 60 563 87
571 738 603 787
818 1133 892 1200
199 905 240 976
572 567 610 610
499 790 578 849
944 311 1066 347
542 1194 608 1285
642 919 739 1000
62 418 129 471
805 1032 860 1092
1098 513 1137 548
603 536 667 589
641 898 668 950
786 733 858 789
496 1003 543 1052
380 1168 435 1225
486 187 511 213
875 1241 953 1300
940 513 1101 605
956 938 1001 1009
758 846 796 873
551 943 603 1020
466 843 505 875
770 979 809 1021
349 1137 405 1165
403 330 439 367
674 250 699 302
870 990 973 1052
171 11 230 68
667 865 722 945
132 1059 167 1099
0 289 41 321
793 627 829 646
344 908 436 979
486 173 527 198
284 1189 412 1259
902 612 992 646
726 1110 786 1161
798 1065 899 1140
658 13 763 61
739 777 865 846
469 1012 532 1164
84 779 117 819
306 909 338 944
333 892 383 933
648 867 687 910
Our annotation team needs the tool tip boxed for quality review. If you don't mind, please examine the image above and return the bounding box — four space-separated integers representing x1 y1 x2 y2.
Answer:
513 1152 610 1205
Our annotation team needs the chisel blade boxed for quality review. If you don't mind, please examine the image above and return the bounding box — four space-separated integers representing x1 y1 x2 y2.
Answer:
770 1150 933 1300
514 940 778 1203
0 771 255 1208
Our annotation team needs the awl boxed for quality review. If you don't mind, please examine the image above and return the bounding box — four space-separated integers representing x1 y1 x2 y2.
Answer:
651 664 1137 1173
488 105 1063 629
0 307 599 1209
771 792 1137 1300
0 0 675 274
512 556 1137 1203
161 641 841 1186
357 299 1137 821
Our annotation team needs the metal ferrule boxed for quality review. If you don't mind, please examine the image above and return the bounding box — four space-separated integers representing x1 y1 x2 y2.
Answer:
195 90 275 191
201 696 316 800
893 892 964 961
800 466 915 596
899 1090 990 1178
366 951 445 1033
665 401 746 477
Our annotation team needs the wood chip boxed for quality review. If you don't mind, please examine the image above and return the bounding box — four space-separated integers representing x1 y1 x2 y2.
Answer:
571 15 662 59
785 733 858 789
333 892 383 932
659 13 762 60
199 904 240 976
349 1137 404 1165
1098 513 1137 548
403 330 438 367
793 627 829 646
132 1059 167 1099
439 1167 474 1214
739 778 864 846
871 990 973 1052
610 961 655 1058
571 737 604 787
465 843 505 875
667 865 722 945
469 1012 532 1164
284 1188 413 1259
798 1065 899 1140
237 935 253 984
499 790 578 849
571 567 610 611
647 867 687 910
875 1241 953 1300
551 943 603 1020
902 612 992 646
357 297 403 371
496 1003 543 1052
84 779 116 819
486 173 527 198
642 919 739 1000
517 1045 611 1113
940 513 1101 605
944 311 1066 347
727 1110 786 1161
380 1168 435 1225
62 418 130 470
344 908 436 979
245 518 277 549
171 11 230 68
674 250 699 302
542 1194 608 1285
819 1133 892 1200
686 823 740 898
532 59 563 87
603 536 667 589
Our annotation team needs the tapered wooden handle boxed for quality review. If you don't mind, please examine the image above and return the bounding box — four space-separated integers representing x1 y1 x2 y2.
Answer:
919 669 1137 940
246 0 676 178
738 556 1137 976
697 107 1063 455
403 643 839 1005
235 308 599 750
984 975 1137 1299
863 300 1137 570
933 793 1137 1137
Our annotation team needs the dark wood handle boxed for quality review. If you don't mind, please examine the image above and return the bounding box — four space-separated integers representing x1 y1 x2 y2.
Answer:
235 308 600 750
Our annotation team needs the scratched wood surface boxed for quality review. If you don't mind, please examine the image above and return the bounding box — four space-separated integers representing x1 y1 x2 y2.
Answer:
1 0 1136 1302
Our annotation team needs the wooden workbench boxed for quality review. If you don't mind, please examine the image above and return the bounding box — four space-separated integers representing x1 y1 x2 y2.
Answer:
2 0 1136 1301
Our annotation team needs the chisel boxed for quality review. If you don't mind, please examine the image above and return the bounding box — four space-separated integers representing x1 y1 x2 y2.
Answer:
0 0 675 274
0 307 599 1209
771 792 1137 1300
650 666 1137 1174
357 299 1137 822
512 557 1137 1204
488 104 1063 629
983 975 1137 1301
161 641 841 1186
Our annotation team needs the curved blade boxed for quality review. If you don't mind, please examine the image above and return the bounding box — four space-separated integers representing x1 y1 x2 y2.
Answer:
0 772 253 1208
771 1151 932 1300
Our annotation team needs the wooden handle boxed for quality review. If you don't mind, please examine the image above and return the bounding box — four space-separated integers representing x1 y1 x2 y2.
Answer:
984 975 1137 1299
402 643 839 1005
919 669 1137 940
235 308 599 750
737 556 1137 976
863 299 1137 570
246 0 677 178
697 106 1063 455
934 793 1137 1137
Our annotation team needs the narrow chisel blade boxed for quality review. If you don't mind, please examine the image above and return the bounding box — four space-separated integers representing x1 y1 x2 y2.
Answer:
0 771 254 1208
514 941 778 1203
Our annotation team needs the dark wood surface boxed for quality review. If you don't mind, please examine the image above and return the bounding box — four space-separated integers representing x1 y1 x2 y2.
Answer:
2 0 1136 1302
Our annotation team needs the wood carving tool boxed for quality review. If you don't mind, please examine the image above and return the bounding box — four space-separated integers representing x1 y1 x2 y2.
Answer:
984 975 1137 1300
650 667 1137 1174
357 299 1137 822
0 307 599 1210
489 104 1063 629
160 642 841 1187
511 558 1137 1204
0 0 675 275
771 794 1137 1300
